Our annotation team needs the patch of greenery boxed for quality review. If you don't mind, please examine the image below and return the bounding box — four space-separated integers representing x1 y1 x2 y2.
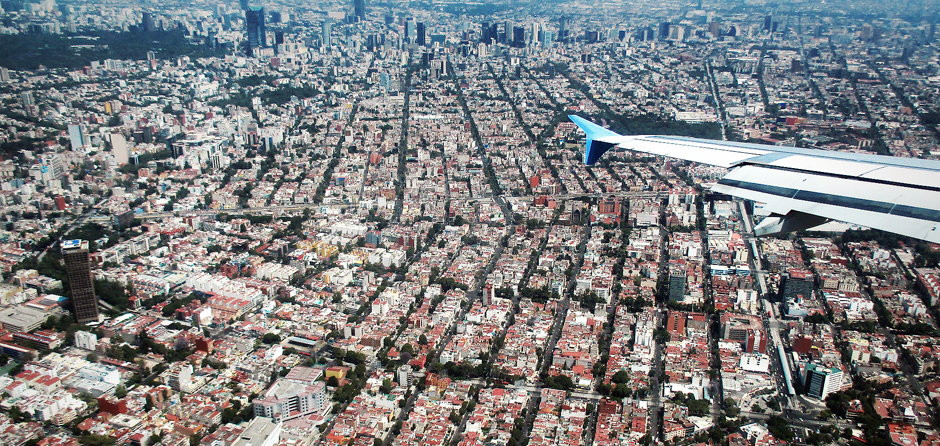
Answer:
0 30 222 70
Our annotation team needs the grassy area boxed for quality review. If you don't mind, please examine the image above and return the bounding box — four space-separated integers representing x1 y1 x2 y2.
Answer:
0 361 19 376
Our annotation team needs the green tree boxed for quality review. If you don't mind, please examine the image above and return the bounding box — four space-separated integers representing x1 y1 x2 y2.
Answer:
79 434 116 446
544 375 574 391
611 370 630 384
612 383 631 399
724 397 740 417
767 415 794 441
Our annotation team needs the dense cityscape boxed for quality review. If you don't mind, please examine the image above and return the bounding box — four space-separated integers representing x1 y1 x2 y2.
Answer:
0 0 938 445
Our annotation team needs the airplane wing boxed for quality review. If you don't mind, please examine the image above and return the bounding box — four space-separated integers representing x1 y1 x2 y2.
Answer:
569 115 940 244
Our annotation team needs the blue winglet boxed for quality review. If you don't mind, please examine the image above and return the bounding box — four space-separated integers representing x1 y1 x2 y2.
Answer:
569 115 619 165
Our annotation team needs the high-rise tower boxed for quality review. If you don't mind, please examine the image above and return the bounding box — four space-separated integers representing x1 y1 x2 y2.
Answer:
404 17 415 43
322 19 332 48
353 0 365 22
416 22 426 46
245 6 266 54
62 240 99 324
141 12 155 32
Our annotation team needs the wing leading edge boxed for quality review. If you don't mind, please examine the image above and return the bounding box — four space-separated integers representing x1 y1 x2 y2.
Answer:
568 115 940 244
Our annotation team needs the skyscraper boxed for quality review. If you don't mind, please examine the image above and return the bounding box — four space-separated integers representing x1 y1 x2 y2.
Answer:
353 0 365 21
558 17 570 41
416 22 426 46
404 18 415 44
658 22 670 40
63 240 99 324
245 6 266 54
322 19 332 48
141 12 155 32
512 26 525 48
20 91 33 107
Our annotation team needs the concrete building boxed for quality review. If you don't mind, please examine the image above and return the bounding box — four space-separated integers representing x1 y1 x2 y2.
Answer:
803 363 843 400
781 269 814 300
668 268 686 302
168 364 194 392
0 305 47 332
110 133 129 165
253 366 326 422
74 330 98 350
67 124 87 151
234 417 281 446
720 313 767 353
62 240 99 324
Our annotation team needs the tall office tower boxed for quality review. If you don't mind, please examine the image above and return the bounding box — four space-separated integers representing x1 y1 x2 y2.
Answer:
803 364 843 400
416 22 426 46
20 91 33 107
539 29 554 46
245 6 266 54
763 15 772 32
658 21 670 40
668 266 686 302
40 153 65 179
528 22 540 46
708 21 721 38
404 18 415 43
141 12 154 32
353 0 365 21
321 19 332 48
63 240 99 324
512 26 525 48
0 67 9 82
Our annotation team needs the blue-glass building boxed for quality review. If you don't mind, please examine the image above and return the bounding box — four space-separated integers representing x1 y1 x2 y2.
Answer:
245 6 266 54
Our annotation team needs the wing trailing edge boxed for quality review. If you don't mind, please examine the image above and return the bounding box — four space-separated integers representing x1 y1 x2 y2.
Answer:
568 115 940 244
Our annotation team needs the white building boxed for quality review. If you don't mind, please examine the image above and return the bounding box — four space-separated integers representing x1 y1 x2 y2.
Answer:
739 353 771 374
110 133 129 165
234 417 282 446
253 367 326 422
78 363 121 385
73 331 97 351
